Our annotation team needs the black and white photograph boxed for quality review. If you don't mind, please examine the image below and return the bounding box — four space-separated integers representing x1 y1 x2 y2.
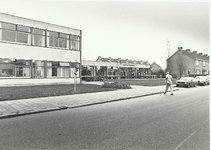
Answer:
0 0 209 149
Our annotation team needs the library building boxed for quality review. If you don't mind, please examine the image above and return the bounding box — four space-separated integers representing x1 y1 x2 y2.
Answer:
0 12 82 85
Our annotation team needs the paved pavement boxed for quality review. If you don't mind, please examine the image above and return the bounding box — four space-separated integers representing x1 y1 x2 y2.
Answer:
0 84 179 119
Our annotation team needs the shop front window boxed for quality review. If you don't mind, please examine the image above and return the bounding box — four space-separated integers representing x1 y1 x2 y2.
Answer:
32 60 45 78
0 58 15 77
0 58 31 78
47 61 70 77
15 66 30 77
15 60 31 77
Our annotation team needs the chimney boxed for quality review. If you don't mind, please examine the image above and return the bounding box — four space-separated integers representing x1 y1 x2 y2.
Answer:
193 51 197 54
96 56 101 61
178 47 183 51
185 49 190 52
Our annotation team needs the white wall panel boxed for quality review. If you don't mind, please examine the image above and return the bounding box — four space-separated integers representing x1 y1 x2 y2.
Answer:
0 13 81 36
0 42 80 62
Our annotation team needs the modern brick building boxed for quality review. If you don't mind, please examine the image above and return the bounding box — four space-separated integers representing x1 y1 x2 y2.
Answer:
0 12 82 85
166 47 209 78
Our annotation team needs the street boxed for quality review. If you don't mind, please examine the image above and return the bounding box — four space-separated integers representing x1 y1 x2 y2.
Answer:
0 86 209 150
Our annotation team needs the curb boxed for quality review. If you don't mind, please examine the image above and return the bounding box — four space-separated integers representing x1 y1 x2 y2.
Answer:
0 108 61 119
67 89 179 109
0 89 179 119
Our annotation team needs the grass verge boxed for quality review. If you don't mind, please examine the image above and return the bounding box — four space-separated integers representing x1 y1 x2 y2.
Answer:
0 84 116 101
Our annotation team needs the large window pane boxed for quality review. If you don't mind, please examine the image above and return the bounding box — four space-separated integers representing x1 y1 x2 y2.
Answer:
47 68 52 77
59 38 69 49
32 60 45 78
47 61 70 77
1 22 16 30
71 40 80 50
70 35 80 50
0 58 15 77
57 67 69 77
0 58 32 78
17 31 31 44
33 35 45 46
2 29 15 42
33 28 45 46
15 67 30 77
15 59 31 77
49 36 58 47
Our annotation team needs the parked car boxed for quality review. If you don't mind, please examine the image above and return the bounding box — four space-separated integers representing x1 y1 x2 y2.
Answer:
195 76 209 85
176 77 197 87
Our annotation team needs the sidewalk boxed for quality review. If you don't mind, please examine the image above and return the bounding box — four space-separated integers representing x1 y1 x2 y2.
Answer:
0 85 179 119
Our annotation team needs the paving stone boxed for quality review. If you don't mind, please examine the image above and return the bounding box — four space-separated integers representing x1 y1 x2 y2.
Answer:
0 86 179 119
0 102 19 114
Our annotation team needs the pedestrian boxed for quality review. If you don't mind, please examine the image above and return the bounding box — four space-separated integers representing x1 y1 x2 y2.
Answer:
164 72 174 95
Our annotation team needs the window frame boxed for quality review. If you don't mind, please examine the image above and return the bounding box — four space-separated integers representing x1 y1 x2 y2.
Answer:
0 21 81 51
70 34 80 51
32 28 46 47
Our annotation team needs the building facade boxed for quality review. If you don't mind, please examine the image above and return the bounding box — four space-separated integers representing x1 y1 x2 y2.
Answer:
0 13 81 85
151 62 164 78
82 56 155 81
166 47 209 78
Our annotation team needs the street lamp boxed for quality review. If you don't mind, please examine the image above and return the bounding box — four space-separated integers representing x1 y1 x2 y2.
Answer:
72 59 79 93
117 57 121 84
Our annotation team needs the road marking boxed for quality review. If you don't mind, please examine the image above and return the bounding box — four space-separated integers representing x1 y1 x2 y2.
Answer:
173 131 197 150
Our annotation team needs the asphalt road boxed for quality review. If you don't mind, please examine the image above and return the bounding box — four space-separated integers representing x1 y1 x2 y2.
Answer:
0 86 209 150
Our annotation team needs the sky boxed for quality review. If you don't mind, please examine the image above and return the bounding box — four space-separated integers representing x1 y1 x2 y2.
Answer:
0 0 209 69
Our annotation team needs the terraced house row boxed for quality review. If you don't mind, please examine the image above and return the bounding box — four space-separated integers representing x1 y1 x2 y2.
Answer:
82 56 155 81
166 47 209 78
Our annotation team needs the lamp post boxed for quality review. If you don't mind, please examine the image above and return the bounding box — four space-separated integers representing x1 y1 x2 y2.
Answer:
117 57 121 84
72 60 79 93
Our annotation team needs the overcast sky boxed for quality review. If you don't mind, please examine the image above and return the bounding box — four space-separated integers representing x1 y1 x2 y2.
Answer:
0 0 209 68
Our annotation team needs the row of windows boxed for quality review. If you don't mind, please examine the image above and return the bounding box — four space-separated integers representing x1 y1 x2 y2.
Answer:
195 59 209 66
0 22 81 50
0 58 79 78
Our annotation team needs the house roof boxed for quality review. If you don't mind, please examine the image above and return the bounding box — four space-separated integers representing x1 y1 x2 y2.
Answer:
167 48 210 61
182 50 209 61
151 62 163 70
96 56 150 65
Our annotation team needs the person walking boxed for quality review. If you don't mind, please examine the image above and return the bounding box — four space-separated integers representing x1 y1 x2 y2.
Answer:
164 72 174 95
